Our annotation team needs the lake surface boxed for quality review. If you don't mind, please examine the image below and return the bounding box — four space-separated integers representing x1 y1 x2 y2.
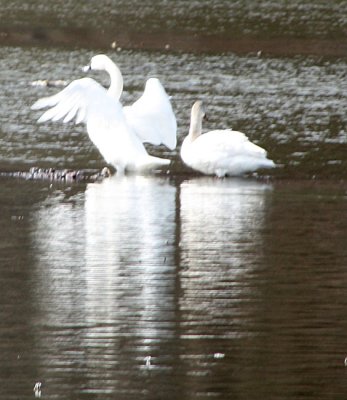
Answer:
1 1 347 399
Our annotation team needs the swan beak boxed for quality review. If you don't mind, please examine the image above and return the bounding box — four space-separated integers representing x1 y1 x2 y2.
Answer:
82 64 91 73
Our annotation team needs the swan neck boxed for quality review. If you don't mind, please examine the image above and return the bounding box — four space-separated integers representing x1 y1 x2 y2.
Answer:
106 61 123 100
189 110 203 141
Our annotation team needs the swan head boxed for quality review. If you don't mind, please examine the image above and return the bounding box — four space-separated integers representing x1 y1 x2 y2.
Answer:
83 54 113 72
191 100 207 122
82 54 123 99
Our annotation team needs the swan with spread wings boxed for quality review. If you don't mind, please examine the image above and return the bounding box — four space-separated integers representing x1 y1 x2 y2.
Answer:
32 54 177 174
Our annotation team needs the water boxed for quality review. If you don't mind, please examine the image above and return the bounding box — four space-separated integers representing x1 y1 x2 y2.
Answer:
1 46 347 178
2 0 347 51
2 177 347 399
1 1 347 399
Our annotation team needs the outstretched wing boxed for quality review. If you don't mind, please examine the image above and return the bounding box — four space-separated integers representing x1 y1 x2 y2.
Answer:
123 78 177 150
31 77 115 125
31 77 147 166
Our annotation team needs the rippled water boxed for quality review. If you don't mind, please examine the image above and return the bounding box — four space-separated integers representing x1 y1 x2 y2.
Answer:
1 0 347 40
1 1 347 399
2 177 347 399
1 46 347 178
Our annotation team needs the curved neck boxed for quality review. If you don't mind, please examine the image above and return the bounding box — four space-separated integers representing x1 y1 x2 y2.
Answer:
188 109 203 141
105 60 123 100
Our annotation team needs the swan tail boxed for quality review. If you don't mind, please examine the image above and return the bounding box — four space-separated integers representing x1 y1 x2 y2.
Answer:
137 155 171 171
149 155 171 166
259 158 276 169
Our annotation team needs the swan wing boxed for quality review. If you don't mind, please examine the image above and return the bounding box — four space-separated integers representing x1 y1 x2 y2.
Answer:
186 130 269 168
182 128 274 176
31 77 112 125
200 130 268 158
32 77 169 171
31 77 136 160
123 78 177 150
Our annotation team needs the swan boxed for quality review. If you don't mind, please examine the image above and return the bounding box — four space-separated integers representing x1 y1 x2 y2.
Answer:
181 101 275 177
31 54 177 174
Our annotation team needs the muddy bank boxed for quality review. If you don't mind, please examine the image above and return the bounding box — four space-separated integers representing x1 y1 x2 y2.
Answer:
1 25 347 57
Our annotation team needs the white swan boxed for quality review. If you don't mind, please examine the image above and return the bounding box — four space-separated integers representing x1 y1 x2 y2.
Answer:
180 101 275 177
31 54 177 174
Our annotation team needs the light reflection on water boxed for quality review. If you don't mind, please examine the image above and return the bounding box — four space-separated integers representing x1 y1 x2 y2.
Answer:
83 176 177 346
179 178 271 339
31 176 178 397
27 176 273 398
20 176 347 399
0 174 347 398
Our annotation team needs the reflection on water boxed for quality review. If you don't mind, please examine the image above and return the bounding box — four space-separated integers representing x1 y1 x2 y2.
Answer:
27 176 275 398
31 176 178 397
83 176 176 343
179 178 271 339
0 176 347 398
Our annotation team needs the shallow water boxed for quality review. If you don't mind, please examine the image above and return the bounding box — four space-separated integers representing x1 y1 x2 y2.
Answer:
1 1 347 399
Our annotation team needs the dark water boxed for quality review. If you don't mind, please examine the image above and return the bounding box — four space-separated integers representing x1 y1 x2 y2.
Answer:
1 0 347 55
1 1 347 399
2 177 347 399
3 0 347 37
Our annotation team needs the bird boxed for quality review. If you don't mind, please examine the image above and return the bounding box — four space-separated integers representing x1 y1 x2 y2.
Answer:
31 54 177 174
180 100 275 177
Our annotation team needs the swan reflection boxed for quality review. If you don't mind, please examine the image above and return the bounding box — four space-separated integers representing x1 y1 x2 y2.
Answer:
83 175 177 341
31 176 177 394
30 175 273 395
179 177 272 339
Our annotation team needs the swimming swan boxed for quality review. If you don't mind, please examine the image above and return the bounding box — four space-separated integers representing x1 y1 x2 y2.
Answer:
31 54 177 173
181 101 275 177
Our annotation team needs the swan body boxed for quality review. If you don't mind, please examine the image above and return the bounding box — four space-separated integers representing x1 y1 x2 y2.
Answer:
31 54 177 173
181 101 275 177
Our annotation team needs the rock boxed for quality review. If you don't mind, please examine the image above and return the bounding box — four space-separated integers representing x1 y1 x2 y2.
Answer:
0 166 112 182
